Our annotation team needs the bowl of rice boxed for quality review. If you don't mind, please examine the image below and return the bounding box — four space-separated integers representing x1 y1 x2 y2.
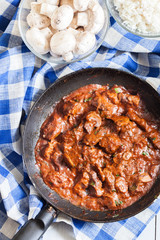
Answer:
107 0 160 38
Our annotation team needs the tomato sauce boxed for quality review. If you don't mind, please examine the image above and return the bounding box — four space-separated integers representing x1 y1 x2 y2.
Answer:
35 84 160 211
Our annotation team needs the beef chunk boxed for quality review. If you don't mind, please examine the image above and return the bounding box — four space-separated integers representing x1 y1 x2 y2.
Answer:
62 130 76 145
41 111 68 140
41 140 57 161
111 116 130 127
89 170 104 197
74 172 90 197
119 92 140 107
73 123 84 141
103 192 120 209
99 134 122 153
149 130 160 149
103 169 115 189
63 144 83 168
83 126 107 145
127 109 152 132
83 146 104 167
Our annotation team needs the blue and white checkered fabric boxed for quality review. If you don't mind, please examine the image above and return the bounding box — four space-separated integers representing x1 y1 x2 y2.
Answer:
1 0 160 239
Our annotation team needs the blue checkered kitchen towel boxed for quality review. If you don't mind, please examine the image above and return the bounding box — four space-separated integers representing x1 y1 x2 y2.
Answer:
1 0 160 240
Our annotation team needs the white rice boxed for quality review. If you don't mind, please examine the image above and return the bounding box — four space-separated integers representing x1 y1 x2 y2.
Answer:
113 0 160 34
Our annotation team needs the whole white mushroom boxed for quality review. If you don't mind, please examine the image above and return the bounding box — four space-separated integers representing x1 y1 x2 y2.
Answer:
60 0 76 11
85 0 105 34
74 31 96 55
27 12 50 29
51 5 74 30
26 27 51 54
40 3 58 18
73 0 90 11
50 30 76 60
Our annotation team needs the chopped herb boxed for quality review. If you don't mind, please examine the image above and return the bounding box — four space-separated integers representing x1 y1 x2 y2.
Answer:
84 97 92 102
139 169 142 172
115 200 119 206
112 189 116 192
121 144 123 147
113 214 119 218
116 174 120 177
115 200 123 206
132 172 135 175
114 88 121 93
49 181 53 186
152 137 156 141
94 130 99 135
84 161 87 165
142 151 148 156
74 99 79 102
90 180 95 186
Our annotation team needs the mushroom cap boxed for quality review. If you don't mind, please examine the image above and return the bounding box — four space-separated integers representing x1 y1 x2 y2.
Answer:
26 27 50 54
50 30 76 55
73 0 90 11
51 5 74 30
27 12 50 29
60 0 75 10
41 27 53 39
74 31 96 55
85 0 105 34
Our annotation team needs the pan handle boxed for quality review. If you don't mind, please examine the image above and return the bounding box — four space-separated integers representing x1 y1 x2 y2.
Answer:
12 204 58 240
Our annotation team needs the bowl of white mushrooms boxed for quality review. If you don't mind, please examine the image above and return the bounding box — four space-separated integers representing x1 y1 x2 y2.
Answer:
18 0 109 63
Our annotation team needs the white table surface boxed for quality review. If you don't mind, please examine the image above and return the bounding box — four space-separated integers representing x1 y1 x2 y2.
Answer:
43 210 160 240
2 205 160 239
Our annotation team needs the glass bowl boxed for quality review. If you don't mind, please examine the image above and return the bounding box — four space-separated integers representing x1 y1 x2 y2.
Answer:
18 0 110 64
107 0 160 38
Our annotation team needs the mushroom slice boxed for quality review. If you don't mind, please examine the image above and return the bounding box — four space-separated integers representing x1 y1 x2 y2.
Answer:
26 27 50 54
115 177 128 193
40 3 58 18
51 5 74 30
74 31 96 55
139 173 152 183
27 12 50 29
